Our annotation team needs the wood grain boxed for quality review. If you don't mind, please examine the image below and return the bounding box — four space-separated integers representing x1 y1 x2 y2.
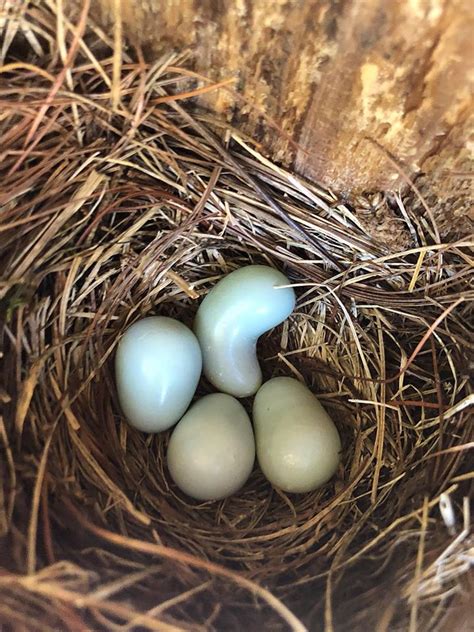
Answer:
90 0 473 194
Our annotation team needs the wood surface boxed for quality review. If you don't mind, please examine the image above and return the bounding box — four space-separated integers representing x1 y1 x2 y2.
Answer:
91 0 473 195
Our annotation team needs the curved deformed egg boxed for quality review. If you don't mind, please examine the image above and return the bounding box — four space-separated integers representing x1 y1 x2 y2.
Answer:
253 377 341 493
194 265 295 397
167 393 255 500
115 316 202 433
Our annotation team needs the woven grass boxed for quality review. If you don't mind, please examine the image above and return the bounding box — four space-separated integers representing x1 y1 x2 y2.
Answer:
0 2 473 631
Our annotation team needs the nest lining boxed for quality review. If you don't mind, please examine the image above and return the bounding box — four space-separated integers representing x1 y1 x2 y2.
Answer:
0 3 473 631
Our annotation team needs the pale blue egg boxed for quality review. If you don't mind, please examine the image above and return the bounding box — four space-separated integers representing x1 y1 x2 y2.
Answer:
194 265 295 397
115 316 202 432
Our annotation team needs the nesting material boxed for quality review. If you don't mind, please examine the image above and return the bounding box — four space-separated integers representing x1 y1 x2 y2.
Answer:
0 4 472 632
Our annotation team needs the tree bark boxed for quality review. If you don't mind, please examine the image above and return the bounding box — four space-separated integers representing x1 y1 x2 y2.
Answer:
92 0 473 195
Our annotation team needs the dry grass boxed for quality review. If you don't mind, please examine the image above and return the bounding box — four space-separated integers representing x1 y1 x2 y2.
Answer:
0 2 473 631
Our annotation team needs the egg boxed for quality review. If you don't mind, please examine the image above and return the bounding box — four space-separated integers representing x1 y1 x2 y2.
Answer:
167 393 255 500
194 265 295 397
115 316 202 432
253 377 341 493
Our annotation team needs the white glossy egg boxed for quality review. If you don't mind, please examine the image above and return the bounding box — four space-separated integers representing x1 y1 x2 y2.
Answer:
253 377 341 493
115 316 202 433
194 265 295 397
167 393 255 500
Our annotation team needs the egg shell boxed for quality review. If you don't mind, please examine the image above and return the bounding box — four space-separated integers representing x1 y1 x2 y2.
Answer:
194 265 295 397
167 393 255 500
115 316 202 433
253 377 341 493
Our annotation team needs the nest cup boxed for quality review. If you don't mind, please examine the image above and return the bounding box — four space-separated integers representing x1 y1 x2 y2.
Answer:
0 4 472 632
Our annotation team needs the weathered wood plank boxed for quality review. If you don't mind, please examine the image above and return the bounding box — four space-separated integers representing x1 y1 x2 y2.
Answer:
91 0 473 194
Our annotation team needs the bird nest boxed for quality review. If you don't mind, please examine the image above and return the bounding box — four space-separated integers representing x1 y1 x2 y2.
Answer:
0 3 472 631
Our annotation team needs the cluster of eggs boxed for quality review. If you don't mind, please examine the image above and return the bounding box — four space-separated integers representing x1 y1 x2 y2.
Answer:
115 266 341 500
